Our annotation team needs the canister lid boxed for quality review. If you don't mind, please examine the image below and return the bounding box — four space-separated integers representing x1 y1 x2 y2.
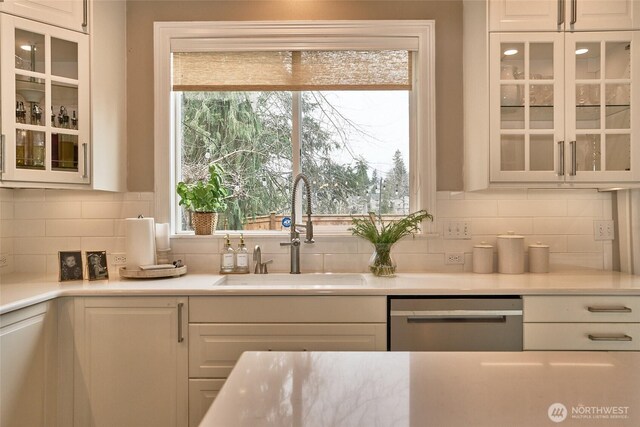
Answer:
497 230 524 239
529 241 549 249
474 241 493 249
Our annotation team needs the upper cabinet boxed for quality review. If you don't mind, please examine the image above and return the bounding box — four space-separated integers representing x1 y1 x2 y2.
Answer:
489 0 640 32
0 0 88 33
490 31 639 184
0 0 127 191
0 14 91 185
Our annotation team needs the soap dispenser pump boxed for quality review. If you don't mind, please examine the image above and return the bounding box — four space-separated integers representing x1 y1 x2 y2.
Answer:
220 234 235 273
235 234 250 273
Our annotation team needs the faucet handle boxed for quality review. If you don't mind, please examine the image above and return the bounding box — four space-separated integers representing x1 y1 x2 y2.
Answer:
261 259 273 274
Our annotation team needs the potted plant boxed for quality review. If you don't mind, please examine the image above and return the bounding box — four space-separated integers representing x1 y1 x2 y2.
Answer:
176 163 229 235
350 210 433 277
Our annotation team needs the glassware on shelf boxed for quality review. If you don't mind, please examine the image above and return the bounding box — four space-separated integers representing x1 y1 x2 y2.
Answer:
71 111 78 130
16 130 26 167
16 102 26 124
32 132 45 167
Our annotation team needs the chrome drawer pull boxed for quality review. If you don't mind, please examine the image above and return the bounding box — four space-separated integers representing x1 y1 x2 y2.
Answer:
587 306 632 313
177 302 184 343
588 334 632 342
391 310 522 317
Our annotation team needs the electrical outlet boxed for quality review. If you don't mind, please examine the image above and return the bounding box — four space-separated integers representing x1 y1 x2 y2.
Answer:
0 255 7 268
594 220 614 241
444 221 472 239
112 253 127 265
445 252 465 265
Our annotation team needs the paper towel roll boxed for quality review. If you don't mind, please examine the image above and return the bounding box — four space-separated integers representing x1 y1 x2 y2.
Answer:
126 217 156 271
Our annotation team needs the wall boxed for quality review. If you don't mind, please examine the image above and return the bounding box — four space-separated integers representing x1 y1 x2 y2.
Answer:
126 0 464 192
0 188 613 279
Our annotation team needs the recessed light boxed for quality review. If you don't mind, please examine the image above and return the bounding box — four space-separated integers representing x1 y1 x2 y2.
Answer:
20 45 34 51
575 48 589 55
503 49 518 56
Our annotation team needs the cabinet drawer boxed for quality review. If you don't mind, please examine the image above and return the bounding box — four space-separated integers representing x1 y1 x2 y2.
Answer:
189 323 386 377
524 323 640 351
189 379 225 427
189 296 386 323
524 296 640 323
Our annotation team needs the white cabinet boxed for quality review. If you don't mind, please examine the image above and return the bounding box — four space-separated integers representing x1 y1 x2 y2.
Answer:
0 0 87 33
523 295 640 350
188 296 387 427
73 297 188 427
489 0 640 32
490 30 640 184
0 301 58 427
0 14 90 185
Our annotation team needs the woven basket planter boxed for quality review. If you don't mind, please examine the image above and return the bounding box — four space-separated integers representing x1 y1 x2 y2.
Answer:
192 212 218 235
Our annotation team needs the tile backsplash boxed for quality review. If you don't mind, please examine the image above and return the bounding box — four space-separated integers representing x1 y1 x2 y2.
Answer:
0 188 613 278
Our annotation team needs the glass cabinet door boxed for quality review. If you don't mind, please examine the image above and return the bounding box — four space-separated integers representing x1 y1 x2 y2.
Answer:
490 33 565 182
565 32 638 182
0 14 89 185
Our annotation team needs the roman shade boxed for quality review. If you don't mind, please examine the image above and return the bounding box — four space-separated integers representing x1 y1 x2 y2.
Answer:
172 50 413 91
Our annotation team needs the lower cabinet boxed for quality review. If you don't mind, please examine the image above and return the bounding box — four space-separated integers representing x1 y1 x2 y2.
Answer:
0 301 58 427
523 295 640 351
188 295 387 427
73 297 188 427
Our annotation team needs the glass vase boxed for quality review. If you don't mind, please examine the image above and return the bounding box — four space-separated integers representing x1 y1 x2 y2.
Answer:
368 243 397 277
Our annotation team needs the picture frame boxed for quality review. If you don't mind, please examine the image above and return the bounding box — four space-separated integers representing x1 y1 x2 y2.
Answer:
58 251 84 282
86 251 109 281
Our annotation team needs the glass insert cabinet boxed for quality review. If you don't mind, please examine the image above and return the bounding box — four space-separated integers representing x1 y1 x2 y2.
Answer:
490 31 639 184
0 14 90 185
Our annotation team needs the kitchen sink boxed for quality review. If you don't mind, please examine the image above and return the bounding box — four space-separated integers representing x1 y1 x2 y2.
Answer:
219 273 367 287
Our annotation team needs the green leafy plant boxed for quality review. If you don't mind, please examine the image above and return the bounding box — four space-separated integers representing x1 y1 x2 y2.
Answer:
350 210 433 276
176 163 229 212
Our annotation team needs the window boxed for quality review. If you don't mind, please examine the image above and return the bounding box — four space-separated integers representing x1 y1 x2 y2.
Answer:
154 21 436 234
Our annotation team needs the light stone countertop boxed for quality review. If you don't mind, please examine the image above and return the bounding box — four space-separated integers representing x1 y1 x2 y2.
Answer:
200 351 640 427
1 270 640 314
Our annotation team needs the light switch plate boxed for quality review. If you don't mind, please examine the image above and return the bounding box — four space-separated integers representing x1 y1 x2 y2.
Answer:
594 220 614 241
444 221 472 239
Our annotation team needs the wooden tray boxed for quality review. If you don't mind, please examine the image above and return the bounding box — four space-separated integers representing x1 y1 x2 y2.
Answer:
119 265 187 279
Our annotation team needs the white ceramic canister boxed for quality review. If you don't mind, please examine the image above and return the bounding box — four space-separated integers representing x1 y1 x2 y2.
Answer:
473 242 494 274
497 231 525 274
528 241 550 273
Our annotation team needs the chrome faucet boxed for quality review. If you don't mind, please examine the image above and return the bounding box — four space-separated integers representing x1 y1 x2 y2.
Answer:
253 245 272 274
280 173 314 274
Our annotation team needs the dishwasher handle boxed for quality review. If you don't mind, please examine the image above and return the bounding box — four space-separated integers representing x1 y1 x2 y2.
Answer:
391 309 522 323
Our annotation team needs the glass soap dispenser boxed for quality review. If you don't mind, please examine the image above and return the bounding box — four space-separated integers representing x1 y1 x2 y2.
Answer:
220 234 236 273
235 234 250 273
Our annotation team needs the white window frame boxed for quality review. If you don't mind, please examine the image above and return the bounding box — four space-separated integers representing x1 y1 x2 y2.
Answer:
154 20 437 235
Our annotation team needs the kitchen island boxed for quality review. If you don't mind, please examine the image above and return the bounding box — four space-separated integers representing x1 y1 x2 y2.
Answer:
200 351 640 427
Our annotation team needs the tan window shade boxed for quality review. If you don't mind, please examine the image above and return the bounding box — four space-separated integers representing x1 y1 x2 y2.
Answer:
172 50 412 91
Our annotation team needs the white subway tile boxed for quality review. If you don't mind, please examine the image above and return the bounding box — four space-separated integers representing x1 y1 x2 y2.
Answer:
1 202 14 220
300 253 324 273
427 237 445 254
0 189 14 202
46 219 114 237
183 253 219 273
302 237 358 254
449 192 465 200
437 200 498 218
11 220 45 237
391 237 429 254
14 254 47 273
324 253 369 273
124 192 155 201
472 218 533 235
550 253 604 271
526 189 602 200
1 220 14 238
45 189 115 202
567 200 604 217
464 189 527 200
0 238 14 254
81 201 151 219
171 238 219 254
13 189 45 201
395 253 448 272
498 200 566 217
81 237 126 253
14 237 82 255
14 202 81 219
567 235 604 253
436 191 451 200
532 218 593 235
0 253 14 274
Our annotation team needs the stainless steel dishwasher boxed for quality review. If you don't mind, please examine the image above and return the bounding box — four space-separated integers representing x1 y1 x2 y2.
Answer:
389 297 523 351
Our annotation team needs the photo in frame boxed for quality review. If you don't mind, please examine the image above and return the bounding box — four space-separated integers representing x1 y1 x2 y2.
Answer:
59 251 83 282
86 251 109 281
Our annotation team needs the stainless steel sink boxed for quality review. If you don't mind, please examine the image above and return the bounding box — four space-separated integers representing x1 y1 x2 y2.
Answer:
219 273 366 287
